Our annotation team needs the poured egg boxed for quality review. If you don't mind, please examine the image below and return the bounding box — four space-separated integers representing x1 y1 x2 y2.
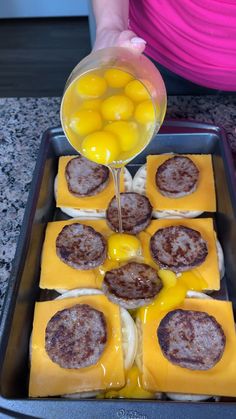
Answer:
101 365 154 399
134 100 155 125
76 72 107 98
104 68 133 88
82 131 120 165
105 121 139 152
158 269 177 289
178 270 208 291
108 233 141 261
149 282 187 312
81 98 102 110
137 283 187 319
101 95 134 121
125 79 150 102
69 109 102 136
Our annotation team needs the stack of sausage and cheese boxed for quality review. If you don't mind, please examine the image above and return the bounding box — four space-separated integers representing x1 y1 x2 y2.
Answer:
29 153 236 401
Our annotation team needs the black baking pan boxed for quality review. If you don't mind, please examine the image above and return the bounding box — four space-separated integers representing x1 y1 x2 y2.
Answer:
0 120 236 418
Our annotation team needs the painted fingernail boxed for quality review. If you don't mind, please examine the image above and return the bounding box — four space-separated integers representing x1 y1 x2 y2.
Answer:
131 37 146 44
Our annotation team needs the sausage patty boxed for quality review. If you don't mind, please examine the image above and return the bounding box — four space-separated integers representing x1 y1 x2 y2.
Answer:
150 225 208 272
157 309 226 370
45 304 107 369
106 192 153 234
65 155 109 197
102 262 162 309
56 223 107 270
156 156 199 198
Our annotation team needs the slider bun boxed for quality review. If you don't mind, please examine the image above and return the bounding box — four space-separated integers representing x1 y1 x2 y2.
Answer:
54 167 133 218
165 393 220 402
216 239 225 279
132 164 203 219
55 288 137 398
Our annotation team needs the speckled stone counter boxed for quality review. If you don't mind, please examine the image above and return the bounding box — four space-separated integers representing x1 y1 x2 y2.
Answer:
0 95 236 312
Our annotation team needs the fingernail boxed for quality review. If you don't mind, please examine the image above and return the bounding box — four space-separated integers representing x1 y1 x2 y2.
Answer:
131 37 146 44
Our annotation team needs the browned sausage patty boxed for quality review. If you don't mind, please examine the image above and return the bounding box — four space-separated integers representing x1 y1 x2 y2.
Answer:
102 262 162 309
157 309 226 370
45 304 107 369
156 156 199 198
65 155 109 197
150 225 208 272
106 192 153 234
56 223 107 270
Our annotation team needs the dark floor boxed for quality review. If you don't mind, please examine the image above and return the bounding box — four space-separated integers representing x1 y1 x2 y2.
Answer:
0 17 91 97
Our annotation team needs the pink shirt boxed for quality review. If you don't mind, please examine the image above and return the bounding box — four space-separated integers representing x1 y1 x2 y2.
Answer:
129 0 236 90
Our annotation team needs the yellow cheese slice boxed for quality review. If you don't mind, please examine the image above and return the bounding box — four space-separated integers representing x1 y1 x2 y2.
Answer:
56 155 125 210
29 295 125 397
40 219 112 290
139 218 220 291
140 298 236 397
146 154 216 211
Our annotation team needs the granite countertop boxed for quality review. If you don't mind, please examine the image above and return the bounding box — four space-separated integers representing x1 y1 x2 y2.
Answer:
0 95 236 312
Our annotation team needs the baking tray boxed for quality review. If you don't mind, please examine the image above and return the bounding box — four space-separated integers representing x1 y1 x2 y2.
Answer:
0 120 236 419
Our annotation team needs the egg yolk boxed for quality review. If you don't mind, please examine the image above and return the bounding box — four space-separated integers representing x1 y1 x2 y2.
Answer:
69 109 102 136
108 233 141 261
137 267 209 322
125 79 150 102
105 121 139 152
138 232 158 270
76 72 107 98
178 270 208 291
134 100 155 125
101 95 134 121
81 98 102 110
152 282 187 312
157 269 177 289
101 365 154 399
82 131 120 165
104 68 133 88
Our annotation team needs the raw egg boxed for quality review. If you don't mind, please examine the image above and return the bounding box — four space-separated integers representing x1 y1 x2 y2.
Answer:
104 68 133 88
158 269 177 289
178 270 208 291
108 233 141 261
101 365 154 399
105 121 139 152
125 80 150 102
69 109 102 136
76 72 107 98
101 95 134 121
134 100 155 125
81 98 102 110
82 131 120 165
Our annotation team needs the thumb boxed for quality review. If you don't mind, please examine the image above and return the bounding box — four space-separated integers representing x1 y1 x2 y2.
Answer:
117 30 146 54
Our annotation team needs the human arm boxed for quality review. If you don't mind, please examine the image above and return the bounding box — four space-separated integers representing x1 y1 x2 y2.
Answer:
92 0 146 53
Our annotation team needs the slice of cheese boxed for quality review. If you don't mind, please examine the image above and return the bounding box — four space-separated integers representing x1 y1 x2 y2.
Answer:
56 155 125 210
29 295 125 397
146 154 216 211
140 298 236 397
40 219 112 290
139 218 220 291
